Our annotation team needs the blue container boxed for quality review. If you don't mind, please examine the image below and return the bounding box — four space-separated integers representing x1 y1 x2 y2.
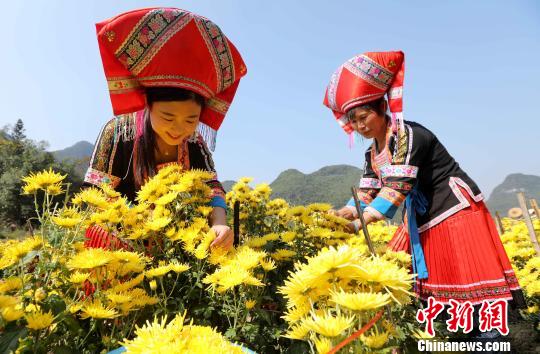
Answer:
108 344 256 353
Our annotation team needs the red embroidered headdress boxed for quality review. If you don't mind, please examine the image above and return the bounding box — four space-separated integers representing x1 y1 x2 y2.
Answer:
96 7 247 150
323 51 405 135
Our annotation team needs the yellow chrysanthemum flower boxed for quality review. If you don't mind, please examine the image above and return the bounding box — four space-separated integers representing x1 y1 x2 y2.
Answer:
283 323 311 340
79 300 118 319
245 300 257 310
329 290 391 311
67 249 113 269
68 270 90 284
107 293 133 305
271 249 297 261
25 310 54 330
1 306 24 322
282 303 311 323
145 216 172 231
145 265 172 278
302 312 354 337
281 231 297 242
100 182 121 198
361 331 389 349
169 262 190 274
22 169 66 195
0 277 23 294
71 187 108 209
313 335 333 354
155 191 179 205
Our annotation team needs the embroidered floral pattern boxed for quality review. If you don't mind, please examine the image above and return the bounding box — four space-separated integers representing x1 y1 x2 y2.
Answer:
84 168 121 188
195 18 234 92
378 187 406 206
207 96 230 115
115 9 192 75
383 181 413 191
380 165 419 179
326 66 343 111
418 284 514 305
344 55 394 90
359 177 382 189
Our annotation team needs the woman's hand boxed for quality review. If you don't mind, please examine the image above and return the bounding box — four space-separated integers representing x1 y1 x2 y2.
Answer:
210 224 234 250
345 219 362 234
328 206 357 221
209 207 233 250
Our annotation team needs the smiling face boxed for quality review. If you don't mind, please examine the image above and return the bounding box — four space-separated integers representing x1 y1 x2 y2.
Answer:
149 100 202 146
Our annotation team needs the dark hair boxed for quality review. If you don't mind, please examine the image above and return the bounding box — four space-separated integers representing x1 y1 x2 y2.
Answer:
346 97 387 121
133 87 205 188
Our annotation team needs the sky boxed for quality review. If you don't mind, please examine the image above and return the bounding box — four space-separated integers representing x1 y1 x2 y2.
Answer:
2 1 539 198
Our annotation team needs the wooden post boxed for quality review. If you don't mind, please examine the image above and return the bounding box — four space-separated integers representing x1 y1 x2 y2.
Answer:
517 192 540 256
530 199 540 220
494 211 504 235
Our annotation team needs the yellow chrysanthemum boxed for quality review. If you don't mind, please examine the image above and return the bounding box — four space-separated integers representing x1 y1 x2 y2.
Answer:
0 236 43 269
361 331 389 349
281 232 297 242
22 169 66 194
271 249 297 261
169 262 190 274
52 215 82 228
68 271 90 285
283 323 311 340
25 310 54 330
145 265 172 278
260 258 276 271
122 312 243 354
67 249 113 269
313 335 333 354
302 312 354 337
79 300 118 319
329 290 391 311
245 300 257 310
1 306 24 322
155 191 179 205
145 216 172 231
0 277 23 294
71 187 108 209
107 293 133 305
282 303 311 323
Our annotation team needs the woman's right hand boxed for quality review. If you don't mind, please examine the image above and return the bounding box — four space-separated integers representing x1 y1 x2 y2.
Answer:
328 207 357 221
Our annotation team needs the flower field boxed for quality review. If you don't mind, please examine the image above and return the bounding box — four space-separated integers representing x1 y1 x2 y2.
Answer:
0 166 538 353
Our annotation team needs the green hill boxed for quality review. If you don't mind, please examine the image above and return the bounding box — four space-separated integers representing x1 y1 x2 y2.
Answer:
52 141 94 161
51 141 94 178
486 173 540 215
269 165 363 208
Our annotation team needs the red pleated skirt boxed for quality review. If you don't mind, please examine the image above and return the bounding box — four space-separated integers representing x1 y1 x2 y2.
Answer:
388 188 523 305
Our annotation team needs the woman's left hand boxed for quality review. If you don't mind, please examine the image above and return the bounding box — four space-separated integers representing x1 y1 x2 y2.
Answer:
210 225 234 250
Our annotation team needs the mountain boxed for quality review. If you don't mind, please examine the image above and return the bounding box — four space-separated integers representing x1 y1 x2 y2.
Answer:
51 141 94 178
49 141 540 217
270 165 363 208
52 141 94 161
486 173 540 215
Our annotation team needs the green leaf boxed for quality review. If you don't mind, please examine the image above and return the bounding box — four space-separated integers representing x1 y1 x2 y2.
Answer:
0 326 28 354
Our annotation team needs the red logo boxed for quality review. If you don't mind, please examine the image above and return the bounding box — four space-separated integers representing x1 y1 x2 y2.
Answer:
479 299 509 335
416 297 445 336
416 297 509 336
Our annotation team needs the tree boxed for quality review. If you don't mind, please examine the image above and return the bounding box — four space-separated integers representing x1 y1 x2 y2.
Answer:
0 120 83 226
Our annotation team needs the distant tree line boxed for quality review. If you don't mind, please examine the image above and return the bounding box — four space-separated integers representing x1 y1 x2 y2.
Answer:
0 119 83 227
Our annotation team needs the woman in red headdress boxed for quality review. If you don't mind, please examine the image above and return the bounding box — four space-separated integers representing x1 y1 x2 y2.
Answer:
324 51 525 336
84 8 247 250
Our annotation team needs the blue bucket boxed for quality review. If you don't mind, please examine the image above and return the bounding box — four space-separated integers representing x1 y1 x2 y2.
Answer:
108 344 256 353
